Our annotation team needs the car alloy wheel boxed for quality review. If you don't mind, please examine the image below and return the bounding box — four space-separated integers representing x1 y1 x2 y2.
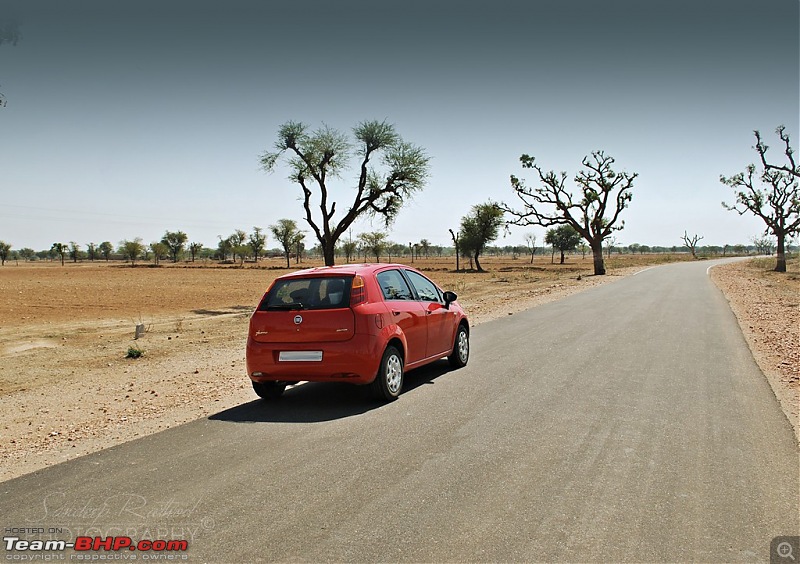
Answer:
372 345 404 401
448 325 469 368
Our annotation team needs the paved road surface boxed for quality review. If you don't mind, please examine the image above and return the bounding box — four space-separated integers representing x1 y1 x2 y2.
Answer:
2 259 798 562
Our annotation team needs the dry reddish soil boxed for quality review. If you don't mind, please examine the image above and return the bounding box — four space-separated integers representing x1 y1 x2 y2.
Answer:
0 254 794 481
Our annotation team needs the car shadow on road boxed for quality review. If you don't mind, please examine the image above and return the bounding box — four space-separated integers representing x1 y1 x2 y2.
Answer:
208 359 456 424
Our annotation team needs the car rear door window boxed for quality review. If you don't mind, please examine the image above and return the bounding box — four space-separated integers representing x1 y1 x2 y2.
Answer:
404 270 442 303
376 270 415 301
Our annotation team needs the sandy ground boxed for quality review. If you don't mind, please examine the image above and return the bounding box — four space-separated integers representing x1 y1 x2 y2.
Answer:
1 255 796 481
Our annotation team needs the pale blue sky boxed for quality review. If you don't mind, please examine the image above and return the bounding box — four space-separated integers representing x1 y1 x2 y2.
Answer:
0 0 797 251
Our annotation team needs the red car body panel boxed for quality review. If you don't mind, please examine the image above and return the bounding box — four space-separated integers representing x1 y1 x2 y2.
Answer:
245 263 468 387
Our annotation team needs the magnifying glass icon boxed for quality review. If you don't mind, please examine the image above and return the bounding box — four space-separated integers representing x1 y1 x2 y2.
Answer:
778 542 795 560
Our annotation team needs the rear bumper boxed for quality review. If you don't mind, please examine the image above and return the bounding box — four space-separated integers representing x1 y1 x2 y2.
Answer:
245 333 383 385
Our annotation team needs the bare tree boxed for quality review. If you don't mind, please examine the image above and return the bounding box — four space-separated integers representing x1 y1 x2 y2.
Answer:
448 228 460 272
751 235 775 255
681 231 704 259
755 125 799 179
605 235 617 258
523 233 537 264
260 120 430 266
503 151 636 275
721 128 800 272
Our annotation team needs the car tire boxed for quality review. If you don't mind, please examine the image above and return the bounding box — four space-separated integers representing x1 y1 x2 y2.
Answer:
448 324 469 368
252 381 286 400
371 345 404 401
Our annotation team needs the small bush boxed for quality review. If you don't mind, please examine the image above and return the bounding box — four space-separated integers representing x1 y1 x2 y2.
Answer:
126 345 144 359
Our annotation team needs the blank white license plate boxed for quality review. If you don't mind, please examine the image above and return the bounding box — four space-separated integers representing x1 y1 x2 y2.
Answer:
279 351 323 362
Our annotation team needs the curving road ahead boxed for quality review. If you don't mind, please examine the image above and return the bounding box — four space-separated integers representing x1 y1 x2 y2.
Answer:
1 259 798 562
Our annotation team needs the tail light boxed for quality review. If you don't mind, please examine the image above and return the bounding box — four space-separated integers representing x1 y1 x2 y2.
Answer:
350 275 365 306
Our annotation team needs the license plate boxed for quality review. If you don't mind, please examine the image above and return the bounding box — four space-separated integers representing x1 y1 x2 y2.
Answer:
278 351 323 362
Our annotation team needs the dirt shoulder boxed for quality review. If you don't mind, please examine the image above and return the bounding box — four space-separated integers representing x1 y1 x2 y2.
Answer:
1 255 794 481
709 258 799 441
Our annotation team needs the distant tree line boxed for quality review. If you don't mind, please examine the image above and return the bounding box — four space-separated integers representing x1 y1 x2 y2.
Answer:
1 232 792 268
3 123 796 277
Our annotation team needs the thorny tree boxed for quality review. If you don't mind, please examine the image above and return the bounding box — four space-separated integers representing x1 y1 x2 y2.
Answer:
459 202 504 273
721 127 800 272
756 126 800 180
448 228 460 272
502 151 636 275
681 231 704 259
270 219 303 268
161 230 188 263
260 120 430 266
545 225 581 264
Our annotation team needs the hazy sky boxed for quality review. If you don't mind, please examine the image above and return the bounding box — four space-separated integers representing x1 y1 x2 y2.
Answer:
0 0 797 251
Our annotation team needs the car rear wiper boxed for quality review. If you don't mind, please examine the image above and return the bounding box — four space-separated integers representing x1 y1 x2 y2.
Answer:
266 303 306 311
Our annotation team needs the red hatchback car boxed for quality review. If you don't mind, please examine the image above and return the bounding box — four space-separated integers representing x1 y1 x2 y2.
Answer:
246 263 469 401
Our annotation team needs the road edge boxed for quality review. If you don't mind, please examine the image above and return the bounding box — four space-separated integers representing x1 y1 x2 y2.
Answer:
708 260 800 444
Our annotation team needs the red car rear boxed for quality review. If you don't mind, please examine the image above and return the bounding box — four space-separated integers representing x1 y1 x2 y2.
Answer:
246 263 469 401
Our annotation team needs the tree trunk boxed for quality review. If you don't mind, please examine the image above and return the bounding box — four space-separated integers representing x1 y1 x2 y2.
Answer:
775 232 786 272
322 241 336 267
285 251 290 268
559 250 565 264
591 241 606 275
474 250 484 272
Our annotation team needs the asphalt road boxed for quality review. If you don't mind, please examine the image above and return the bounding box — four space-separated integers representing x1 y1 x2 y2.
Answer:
2 259 798 563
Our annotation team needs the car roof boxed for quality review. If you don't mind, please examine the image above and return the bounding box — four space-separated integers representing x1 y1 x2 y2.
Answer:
278 263 417 279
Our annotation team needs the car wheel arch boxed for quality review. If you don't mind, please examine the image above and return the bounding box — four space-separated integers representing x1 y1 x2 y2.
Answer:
451 318 469 345
378 325 407 354
385 337 405 364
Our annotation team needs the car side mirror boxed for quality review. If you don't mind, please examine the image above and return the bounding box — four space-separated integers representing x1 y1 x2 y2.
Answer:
443 291 457 309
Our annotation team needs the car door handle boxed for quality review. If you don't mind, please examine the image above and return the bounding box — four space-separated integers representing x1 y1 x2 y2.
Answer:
426 310 432 315
392 310 401 316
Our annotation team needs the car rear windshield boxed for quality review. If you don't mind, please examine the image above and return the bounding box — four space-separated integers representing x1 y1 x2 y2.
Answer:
259 276 353 311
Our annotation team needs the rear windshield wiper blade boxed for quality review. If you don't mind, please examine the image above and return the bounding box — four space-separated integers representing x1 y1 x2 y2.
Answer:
266 303 305 311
